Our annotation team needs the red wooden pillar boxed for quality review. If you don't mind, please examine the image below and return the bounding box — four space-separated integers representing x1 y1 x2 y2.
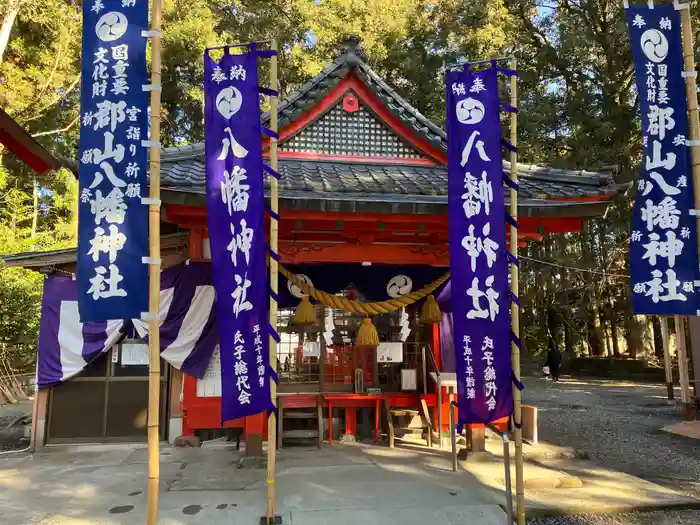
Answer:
189 228 203 259
244 413 265 456
344 407 357 440
181 229 204 438
431 323 444 434
181 374 196 437
431 323 442 371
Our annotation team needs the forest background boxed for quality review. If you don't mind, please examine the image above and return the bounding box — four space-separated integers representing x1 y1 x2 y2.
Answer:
0 0 688 373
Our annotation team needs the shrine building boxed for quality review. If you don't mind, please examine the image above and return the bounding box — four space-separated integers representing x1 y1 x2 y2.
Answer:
4 41 623 451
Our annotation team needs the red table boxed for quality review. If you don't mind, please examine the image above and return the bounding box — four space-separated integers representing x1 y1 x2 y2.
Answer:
322 394 384 444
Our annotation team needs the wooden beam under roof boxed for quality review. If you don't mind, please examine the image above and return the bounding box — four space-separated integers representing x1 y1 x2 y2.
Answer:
0 108 63 175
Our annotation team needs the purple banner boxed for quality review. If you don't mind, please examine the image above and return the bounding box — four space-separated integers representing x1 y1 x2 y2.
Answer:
77 0 149 321
626 5 700 314
446 65 513 425
204 47 272 422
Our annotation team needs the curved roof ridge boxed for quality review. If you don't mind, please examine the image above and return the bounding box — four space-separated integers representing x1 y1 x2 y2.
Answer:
162 43 618 185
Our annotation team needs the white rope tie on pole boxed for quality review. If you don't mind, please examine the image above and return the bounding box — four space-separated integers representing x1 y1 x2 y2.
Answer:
142 257 162 265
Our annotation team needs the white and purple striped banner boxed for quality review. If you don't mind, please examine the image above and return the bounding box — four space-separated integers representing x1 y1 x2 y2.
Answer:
37 263 218 389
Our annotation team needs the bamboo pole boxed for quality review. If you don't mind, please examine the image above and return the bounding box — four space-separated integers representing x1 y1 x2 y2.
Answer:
146 0 164 522
508 58 525 525
266 38 280 525
661 317 675 403
680 2 698 422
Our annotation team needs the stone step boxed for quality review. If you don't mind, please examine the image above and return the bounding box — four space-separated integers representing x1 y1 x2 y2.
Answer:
283 429 319 439
283 410 316 419
390 408 420 417
395 427 426 438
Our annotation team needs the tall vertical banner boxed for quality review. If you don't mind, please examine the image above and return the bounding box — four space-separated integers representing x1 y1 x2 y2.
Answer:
446 66 513 425
77 1 149 322
627 5 700 314
204 48 272 422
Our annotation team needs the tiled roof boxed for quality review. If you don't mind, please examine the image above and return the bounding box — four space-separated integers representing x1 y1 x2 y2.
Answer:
160 39 623 205
257 40 447 150
161 155 619 203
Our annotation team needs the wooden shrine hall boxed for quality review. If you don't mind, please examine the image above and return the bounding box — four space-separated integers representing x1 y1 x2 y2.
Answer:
6 40 623 451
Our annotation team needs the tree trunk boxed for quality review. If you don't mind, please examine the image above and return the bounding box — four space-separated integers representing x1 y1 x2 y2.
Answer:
0 1 21 63
582 220 604 356
601 311 610 357
610 318 620 357
609 296 620 357
536 238 548 348
626 313 642 359
652 317 664 359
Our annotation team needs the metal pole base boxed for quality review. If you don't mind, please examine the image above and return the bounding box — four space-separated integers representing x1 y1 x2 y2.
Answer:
260 516 283 525
667 383 675 402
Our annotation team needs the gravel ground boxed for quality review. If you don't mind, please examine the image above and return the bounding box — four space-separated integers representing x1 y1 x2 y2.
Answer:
528 509 700 525
0 401 31 451
523 376 700 525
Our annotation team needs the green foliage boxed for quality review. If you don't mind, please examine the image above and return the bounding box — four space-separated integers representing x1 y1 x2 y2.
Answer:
0 267 44 370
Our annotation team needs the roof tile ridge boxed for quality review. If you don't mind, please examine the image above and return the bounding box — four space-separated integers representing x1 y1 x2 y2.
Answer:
356 61 447 140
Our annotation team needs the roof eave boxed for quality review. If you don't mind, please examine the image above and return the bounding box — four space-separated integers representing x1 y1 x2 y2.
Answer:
0 108 64 176
2 232 190 271
161 186 616 218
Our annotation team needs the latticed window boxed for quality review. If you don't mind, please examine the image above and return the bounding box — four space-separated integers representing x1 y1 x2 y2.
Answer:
279 101 424 159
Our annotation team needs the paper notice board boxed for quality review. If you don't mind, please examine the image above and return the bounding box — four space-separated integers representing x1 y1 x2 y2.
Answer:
377 342 403 363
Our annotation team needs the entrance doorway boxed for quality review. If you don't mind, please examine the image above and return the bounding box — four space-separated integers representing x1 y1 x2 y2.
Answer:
46 345 168 443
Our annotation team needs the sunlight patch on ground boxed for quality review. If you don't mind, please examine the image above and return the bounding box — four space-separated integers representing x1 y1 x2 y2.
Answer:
363 447 417 459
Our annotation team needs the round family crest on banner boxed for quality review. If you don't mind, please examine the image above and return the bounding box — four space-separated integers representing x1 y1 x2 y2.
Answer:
456 98 485 124
641 29 669 62
289 274 313 299
95 12 129 42
216 87 243 119
387 275 413 298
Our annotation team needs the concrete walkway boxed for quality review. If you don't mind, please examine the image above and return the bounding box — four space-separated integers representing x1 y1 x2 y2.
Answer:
0 443 506 525
0 438 698 524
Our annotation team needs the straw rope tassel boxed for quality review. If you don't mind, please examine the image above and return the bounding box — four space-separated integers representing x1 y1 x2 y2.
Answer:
293 295 316 325
420 294 441 325
356 318 380 347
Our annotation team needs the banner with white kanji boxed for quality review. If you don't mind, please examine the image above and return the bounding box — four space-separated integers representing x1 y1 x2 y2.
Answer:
627 5 700 314
204 47 273 422
77 1 149 321
445 64 513 425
